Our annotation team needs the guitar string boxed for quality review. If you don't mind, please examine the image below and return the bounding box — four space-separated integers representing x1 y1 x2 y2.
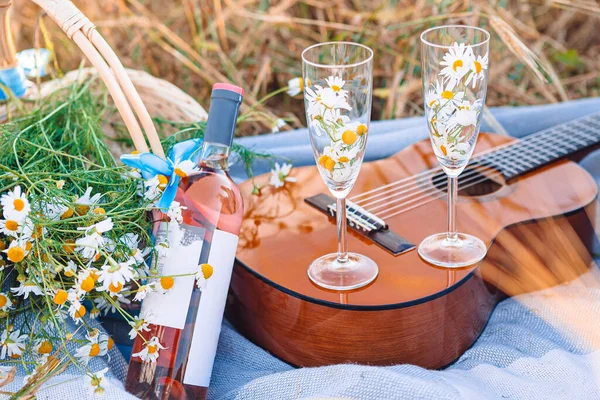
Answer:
360 126 600 213
353 125 587 211
348 113 600 204
349 114 600 208
375 126 600 220
349 127 558 206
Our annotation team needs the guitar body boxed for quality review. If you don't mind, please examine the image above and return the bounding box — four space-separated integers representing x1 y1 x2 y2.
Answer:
226 132 598 368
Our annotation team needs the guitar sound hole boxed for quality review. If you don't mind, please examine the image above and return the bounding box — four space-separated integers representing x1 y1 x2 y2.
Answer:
431 167 503 197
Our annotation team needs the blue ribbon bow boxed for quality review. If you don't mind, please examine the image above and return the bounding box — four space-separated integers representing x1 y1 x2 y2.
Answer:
121 138 203 211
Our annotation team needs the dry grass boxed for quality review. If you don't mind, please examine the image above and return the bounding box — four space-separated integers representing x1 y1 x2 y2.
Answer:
11 0 600 136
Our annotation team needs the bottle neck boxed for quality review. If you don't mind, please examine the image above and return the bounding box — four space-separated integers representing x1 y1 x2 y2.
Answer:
199 141 230 170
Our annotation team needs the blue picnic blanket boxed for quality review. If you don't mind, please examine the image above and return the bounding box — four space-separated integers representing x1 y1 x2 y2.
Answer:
4 98 600 399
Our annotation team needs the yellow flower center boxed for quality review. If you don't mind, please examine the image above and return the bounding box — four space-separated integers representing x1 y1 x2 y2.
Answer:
342 130 358 145
339 157 350 163
318 155 335 172
13 199 25 212
452 59 463 72
109 282 123 293
298 78 303 88
0 295 6 308
92 207 106 215
75 305 86 318
81 276 95 292
131 150 140 155
25 242 33 251
63 239 75 254
356 124 368 136
5 220 18 231
107 337 115 350
331 85 341 92
61 208 74 219
147 345 157 354
38 340 52 354
160 276 174 290
53 289 68 305
474 61 482 74
7 246 25 263
75 205 90 216
174 168 187 178
441 91 454 100
201 263 214 279
157 175 169 186
429 99 438 107
89 343 101 357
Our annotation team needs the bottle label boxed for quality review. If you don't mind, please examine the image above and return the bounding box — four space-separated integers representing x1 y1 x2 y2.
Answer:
183 229 239 387
141 222 206 330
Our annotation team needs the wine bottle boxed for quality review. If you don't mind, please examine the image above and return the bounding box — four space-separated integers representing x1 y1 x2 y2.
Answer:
126 83 244 400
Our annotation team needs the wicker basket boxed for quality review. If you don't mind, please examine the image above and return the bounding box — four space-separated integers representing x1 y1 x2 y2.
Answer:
25 0 208 159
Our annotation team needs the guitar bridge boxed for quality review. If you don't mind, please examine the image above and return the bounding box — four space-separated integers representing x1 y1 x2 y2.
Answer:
305 193 415 256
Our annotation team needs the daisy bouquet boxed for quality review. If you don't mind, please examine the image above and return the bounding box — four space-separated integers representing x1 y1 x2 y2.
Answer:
0 80 272 396
424 41 489 164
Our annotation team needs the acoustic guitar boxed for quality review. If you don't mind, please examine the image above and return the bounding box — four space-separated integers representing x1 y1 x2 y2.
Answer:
225 113 600 369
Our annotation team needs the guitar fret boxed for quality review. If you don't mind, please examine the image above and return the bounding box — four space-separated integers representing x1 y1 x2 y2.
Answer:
475 112 600 181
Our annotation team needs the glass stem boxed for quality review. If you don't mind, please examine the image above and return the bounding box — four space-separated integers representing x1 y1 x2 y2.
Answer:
447 175 458 242
336 196 348 263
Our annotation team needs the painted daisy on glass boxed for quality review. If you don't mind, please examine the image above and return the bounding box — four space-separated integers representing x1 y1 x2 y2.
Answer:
132 336 166 363
269 163 297 188
439 42 472 84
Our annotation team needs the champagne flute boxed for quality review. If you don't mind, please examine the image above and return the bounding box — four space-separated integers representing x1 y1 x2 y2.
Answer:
418 25 490 268
302 41 378 291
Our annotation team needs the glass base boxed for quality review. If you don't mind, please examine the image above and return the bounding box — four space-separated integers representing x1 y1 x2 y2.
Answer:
418 233 487 268
308 252 378 291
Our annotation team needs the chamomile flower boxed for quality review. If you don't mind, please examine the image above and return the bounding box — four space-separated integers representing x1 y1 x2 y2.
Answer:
75 232 104 260
143 175 163 202
75 187 102 208
271 118 287 133
11 281 42 299
305 86 326 120
80 218 114 235
34 339 53 356
128 311 154 340
269 163 297 189
0 292 12 311
167 201 186 224
68 300 87 324
195 263 214 291
439 42 473 84
0 186 30 221
325 75 348 96
120 233 149 264
98 259 135 293
429 79 464 110
133 283 155 302
63 260 78 278
84 367 110 395
0 218 22 238
3 239 29 263
323 108 351 125
448 142 472 161
287 77 303 96
173 160 198 178
132 336 166 363
0 329 27 359
319 87 351 112
40 200 69 221
466 52 488 88
450 100 479 128
75 332 109 365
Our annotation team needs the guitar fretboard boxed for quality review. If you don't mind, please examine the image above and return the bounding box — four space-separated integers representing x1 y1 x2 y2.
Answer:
473 113 600 181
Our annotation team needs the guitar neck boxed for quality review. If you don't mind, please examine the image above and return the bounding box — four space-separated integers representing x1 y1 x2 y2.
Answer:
476 113 600 182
